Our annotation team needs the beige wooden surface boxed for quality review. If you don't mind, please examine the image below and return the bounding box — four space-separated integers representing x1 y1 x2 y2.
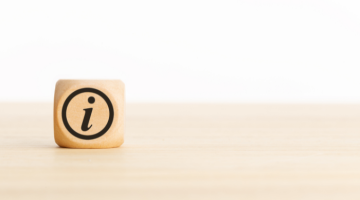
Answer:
1 103 360 199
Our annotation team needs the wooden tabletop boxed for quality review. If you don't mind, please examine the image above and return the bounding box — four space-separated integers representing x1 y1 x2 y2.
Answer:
1 103 360 199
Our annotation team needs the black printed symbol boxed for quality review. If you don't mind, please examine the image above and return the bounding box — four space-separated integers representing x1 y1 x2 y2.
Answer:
62 88 114 140
81 97 95 132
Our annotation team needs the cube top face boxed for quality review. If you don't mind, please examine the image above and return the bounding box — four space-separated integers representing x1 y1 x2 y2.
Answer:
54 80 125 148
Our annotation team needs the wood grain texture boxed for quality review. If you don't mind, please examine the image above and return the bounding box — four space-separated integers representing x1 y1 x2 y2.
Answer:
1 103 360 199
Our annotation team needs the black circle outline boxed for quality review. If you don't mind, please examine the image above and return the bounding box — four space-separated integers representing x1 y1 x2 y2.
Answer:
62 88 114 140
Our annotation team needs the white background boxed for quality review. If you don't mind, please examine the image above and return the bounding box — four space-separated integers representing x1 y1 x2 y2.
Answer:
1 0 360 103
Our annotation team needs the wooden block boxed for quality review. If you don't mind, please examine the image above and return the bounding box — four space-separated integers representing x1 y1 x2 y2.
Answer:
53 80 125 148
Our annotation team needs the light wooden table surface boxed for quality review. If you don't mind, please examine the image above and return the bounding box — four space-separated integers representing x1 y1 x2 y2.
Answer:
1 103 360 199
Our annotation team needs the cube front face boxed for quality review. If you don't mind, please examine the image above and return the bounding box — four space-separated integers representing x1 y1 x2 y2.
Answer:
54 80 125 148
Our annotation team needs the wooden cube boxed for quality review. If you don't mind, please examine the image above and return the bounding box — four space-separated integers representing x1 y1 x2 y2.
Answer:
54 80 125 148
